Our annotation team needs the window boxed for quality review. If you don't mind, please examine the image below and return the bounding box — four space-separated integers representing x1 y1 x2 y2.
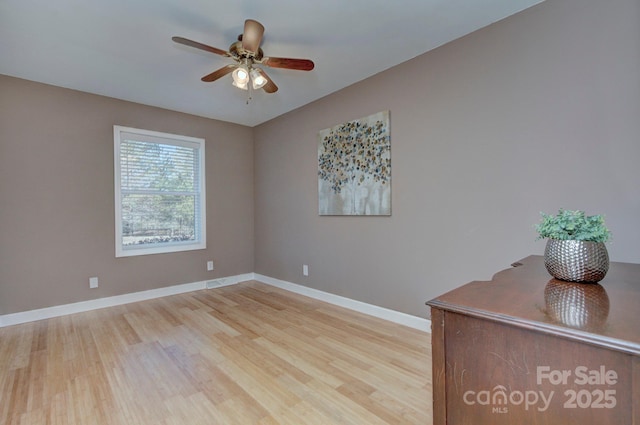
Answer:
114 126 206 257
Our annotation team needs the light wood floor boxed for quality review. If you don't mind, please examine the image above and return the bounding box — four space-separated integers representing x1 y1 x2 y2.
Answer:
0 281 432 424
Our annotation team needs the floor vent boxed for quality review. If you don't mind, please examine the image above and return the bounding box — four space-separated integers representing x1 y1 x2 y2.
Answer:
206 279 227 289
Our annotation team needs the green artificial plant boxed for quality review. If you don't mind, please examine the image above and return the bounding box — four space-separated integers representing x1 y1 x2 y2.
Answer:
535 209 611 243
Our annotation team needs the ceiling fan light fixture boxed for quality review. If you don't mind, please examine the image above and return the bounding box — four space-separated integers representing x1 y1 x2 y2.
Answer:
232 66 249 85
174 19 312 97
232 80 248 90
250 68 267 89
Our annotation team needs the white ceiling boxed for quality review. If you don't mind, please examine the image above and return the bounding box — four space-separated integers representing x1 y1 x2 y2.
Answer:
0 0 543 127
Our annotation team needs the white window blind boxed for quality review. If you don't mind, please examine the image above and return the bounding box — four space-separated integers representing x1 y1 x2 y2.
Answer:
114 126 206 257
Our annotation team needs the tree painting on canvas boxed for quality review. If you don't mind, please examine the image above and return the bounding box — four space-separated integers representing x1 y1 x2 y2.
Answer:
318 111 391 215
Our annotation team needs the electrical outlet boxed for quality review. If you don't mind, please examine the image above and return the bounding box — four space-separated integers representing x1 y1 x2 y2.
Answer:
303 264 309 276
207 261 214 271
89 277 99 289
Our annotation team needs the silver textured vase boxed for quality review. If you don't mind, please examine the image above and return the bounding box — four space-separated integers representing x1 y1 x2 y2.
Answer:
544 239 609 283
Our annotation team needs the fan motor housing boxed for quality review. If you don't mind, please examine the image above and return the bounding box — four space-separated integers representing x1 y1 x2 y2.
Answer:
229 41 264 61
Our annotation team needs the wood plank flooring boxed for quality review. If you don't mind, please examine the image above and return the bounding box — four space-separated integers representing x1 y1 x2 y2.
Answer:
0 281 432 424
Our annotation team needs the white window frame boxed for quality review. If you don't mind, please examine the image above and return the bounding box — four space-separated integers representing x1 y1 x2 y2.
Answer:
114 125 206 257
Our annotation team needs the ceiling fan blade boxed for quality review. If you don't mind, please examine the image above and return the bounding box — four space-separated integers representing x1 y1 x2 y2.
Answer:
172 36 229 57
201 64 237 82
242 19 264 54
261 57 314 71
257 69 278 93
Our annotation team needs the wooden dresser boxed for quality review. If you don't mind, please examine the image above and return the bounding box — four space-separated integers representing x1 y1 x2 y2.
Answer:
427 255 639 424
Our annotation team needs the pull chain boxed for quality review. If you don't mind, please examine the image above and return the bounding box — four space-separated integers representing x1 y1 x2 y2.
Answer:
246 77 253 104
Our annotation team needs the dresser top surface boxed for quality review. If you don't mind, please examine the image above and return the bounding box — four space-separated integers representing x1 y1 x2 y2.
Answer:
427 255 640 354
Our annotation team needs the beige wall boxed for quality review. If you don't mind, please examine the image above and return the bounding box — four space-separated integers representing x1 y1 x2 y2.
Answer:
1 0 639 320
253 0 640 317
0 77 255 315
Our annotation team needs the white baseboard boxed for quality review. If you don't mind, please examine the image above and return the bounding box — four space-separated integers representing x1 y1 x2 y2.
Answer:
0 272 431 333
0 274 254 328
254 274 431 332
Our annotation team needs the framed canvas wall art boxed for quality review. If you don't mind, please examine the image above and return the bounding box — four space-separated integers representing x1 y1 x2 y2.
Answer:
318 111 391 216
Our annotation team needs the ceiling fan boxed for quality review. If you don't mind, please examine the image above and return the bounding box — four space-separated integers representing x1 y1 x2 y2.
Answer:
172 19 314 94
